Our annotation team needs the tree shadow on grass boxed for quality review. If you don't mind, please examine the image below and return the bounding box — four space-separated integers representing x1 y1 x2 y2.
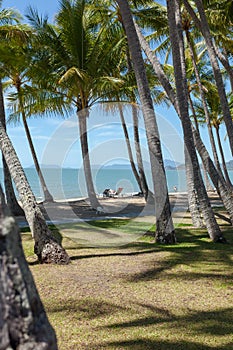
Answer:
97 306 233 350
99 338 233 350
46 297 125 320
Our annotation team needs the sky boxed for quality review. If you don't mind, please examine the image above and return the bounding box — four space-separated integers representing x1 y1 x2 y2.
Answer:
1 0 232 168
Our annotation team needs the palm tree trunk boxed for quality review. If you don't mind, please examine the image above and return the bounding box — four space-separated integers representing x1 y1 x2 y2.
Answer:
22 114 54 202
0 187 58 349
135 20 205 220
0 80 24 215
118 104 143 193
185 148 204 228
167 0 225 242
192 125 233 224
183 0 233 156
78 110 100 209
116 0 176 244
215 125 233 188
0 125 70 264
3 157 25 216
187 93 215 192
185 29 223 175
132 103 150 200
18 91 54 203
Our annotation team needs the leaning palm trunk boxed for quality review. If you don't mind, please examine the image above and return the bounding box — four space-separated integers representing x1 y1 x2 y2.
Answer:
22 114 54 202
3 157 25 216
118 104 143 193
185 30 223 175
78 110 100 209
18 92 54 202
135 18 207 226
183 0 233 156
132 103 150 200
0 81 24 215
0 125 70 264
167 0 225 242
192 126 233 223
187 93 215 194
0 186 58 349
116 0 176 244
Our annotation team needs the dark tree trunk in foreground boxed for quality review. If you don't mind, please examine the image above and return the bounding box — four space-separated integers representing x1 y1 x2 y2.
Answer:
0 186 58 349
167 0 225 242
116 0 176 244
0 126 70 264
0 80 25 216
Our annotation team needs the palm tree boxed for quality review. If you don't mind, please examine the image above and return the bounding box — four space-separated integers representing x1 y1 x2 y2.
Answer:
26 1 125 209
0 184 58 349
132 0 233 227
166 0 225 242
183 0 233 157
1 27 54 202
0 3 25 215
115 0 176 244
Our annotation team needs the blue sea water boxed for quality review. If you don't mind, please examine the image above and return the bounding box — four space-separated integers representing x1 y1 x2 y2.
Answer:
0 167 190 201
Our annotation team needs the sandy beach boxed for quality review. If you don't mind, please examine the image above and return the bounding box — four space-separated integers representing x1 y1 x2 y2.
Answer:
16 191 224 228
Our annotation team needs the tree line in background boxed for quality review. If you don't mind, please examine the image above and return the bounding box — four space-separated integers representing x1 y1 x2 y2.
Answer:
0 0 233 346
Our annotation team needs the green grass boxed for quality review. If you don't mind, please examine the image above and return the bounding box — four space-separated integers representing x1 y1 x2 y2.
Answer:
22 221 233 350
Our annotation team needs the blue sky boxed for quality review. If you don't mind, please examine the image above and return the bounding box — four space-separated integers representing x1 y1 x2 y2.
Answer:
1 0 232 168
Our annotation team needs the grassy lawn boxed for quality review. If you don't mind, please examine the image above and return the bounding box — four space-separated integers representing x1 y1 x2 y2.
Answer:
22 219 233 350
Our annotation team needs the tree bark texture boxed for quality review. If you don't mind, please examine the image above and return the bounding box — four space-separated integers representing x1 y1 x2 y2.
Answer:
0 188 58 349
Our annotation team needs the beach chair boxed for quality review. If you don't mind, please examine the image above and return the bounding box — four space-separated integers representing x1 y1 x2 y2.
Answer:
109 187 123 198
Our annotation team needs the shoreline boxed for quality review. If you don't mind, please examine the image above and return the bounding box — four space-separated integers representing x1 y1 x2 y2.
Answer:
16 191 223 228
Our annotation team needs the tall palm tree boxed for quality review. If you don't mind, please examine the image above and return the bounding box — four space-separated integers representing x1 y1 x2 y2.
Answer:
0 3 25 215
1 28 54 202
183 0 233 156
115 0 176 244
26 1 125 209
133 1 233 227
166 0 225 242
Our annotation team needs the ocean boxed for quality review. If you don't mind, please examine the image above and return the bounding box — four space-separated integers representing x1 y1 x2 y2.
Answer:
0 167 190 201
2 166 230 201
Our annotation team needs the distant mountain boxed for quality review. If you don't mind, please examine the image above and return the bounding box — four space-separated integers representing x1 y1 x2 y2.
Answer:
26 164 61 169
164 159 182 169
99 159 182 170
